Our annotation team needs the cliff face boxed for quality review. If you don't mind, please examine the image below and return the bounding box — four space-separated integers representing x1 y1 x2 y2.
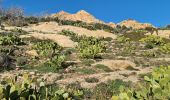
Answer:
118 19 154 29
51 10 103 24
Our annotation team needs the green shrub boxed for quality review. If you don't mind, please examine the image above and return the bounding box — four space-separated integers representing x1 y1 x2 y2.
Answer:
93 23 116 33
123 30 146 41
113 66 170 100
59 30 108 43
82 59 95 66
159 43 170 54
66 82 84 99
0 74 83 99
119 42 136 56
47 55 65 69
16 57 27 66
77 37 106 59
0 53 10 70
103 37 113 41
142 51 157 57
0 34 24 45
59 20 96 30
38 54 66 72
32 40 66 72
140 35 165 49
117 36 130 43
24 16 39 24
85 77 99 83
58 30 81 42
92 79 131 99
32 40 62 57
59 30 76 36
75 68 96 74
39 17 57 22
145 43 155 49
138 73 152 79
59 20 118 33
61 48 76 55
95 64 112 72
10 28 29 35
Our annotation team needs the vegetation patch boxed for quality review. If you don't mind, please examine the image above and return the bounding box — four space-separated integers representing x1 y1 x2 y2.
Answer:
142 50 157 58
58 20 118 33
77 37 106 59
92 79 131 99
58 30 80 42
85 77 99 83
82 59 95 66
117 36 130 43
159 43 170 54
0 34 25 45
0 74 83 99
113 66 170 99
118 41 137 56
36 55 66 73
16 56 27 66
95 64 112 72
32 40 62 57
123 30 146 41
140 35 165 49
75 68 96 74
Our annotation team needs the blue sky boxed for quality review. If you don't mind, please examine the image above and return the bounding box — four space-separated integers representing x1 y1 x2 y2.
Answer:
1 0 170 27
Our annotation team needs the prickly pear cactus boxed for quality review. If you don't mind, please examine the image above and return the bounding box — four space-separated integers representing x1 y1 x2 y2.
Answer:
112 66 170 100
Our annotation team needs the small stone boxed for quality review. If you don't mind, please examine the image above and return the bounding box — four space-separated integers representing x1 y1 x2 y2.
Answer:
36 73 40 76
30 72 35 75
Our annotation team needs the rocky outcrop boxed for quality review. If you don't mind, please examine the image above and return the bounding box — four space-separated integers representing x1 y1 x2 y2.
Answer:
50 11 155 30
118 19 154 29
107 22 116 28
51 10 103 24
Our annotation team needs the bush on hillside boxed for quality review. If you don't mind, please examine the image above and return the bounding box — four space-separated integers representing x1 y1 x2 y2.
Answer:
42 54 66 72
16 57 27 66
77 37 106 59
140 35 165 49
0 34 24 45
117 36 130 43
159 43 170 54
24 16 39 24
0 73 83 99
32 40 62 57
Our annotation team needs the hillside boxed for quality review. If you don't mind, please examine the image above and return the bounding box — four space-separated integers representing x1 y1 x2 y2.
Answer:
0 10 170 99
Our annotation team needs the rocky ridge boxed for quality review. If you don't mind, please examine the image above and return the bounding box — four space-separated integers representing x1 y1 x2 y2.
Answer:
51 10 154 29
